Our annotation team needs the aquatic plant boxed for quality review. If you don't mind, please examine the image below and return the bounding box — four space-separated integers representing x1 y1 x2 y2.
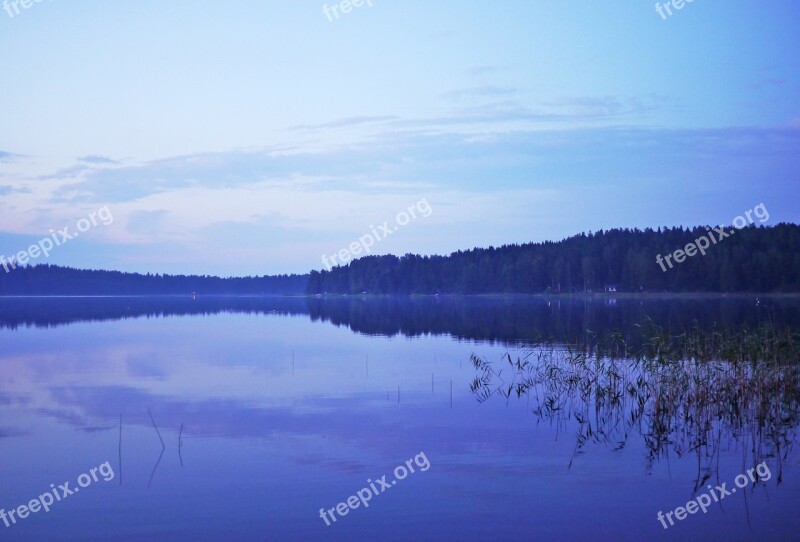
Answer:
470 324 800 485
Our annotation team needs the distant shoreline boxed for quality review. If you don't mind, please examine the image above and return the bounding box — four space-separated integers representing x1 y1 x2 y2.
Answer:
2 292 799 299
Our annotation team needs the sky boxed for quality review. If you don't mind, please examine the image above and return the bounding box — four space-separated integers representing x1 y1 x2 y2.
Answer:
1 0 799 276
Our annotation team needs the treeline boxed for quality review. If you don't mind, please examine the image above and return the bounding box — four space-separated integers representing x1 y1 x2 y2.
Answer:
2 224 798 296
306 224 800 294
0 264 308 296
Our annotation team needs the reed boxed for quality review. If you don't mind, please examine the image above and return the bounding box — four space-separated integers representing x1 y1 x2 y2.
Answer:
471 325 800 485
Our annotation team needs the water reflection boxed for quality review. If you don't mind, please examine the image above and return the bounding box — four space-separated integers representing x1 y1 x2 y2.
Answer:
1 296 799 540
471 339 800 489
2 295 800 347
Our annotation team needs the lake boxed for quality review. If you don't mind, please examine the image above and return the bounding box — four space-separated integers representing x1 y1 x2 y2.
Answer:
1 295 799 541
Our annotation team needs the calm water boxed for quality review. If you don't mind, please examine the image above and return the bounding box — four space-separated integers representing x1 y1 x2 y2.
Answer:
1 295 799 541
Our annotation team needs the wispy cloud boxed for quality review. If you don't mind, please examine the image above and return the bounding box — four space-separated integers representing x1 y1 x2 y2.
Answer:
290 115 399 132
78 155 120 165
288 94 662 141
43 124 800 210
0 150 22 162
0 184 31 196
37 164 92 181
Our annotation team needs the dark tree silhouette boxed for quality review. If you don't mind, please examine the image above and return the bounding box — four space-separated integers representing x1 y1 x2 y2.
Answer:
2 224 797 296
307 224 800 294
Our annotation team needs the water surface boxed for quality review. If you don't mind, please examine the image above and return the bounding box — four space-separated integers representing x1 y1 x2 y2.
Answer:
1 295 799 541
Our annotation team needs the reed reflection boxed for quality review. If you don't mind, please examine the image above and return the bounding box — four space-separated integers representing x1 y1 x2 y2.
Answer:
471 323 800 488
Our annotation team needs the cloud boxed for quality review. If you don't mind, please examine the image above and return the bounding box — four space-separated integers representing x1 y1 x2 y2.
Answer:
37 164 91 181
78 155 120 165
54 148 342 202
290 115 399 131
288 95 661 139
413 95 659 129
0 185 30 196
0 150 22 162
539 95 658 117
47 125 800 206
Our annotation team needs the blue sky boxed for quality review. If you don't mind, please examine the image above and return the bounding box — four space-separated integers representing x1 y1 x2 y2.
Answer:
1 0 798 275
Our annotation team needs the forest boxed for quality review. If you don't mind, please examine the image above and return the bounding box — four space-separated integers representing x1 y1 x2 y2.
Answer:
1 224 798 295
0 264 308 295
306 224 800 294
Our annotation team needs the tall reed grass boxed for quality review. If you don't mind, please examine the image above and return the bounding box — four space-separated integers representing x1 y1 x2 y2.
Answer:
470 323 800 487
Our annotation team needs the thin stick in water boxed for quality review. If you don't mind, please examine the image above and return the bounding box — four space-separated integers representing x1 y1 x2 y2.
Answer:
178 423 184 468
118 414 122 486
147 409 166 489
148 409 165 449
148 448 165 488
